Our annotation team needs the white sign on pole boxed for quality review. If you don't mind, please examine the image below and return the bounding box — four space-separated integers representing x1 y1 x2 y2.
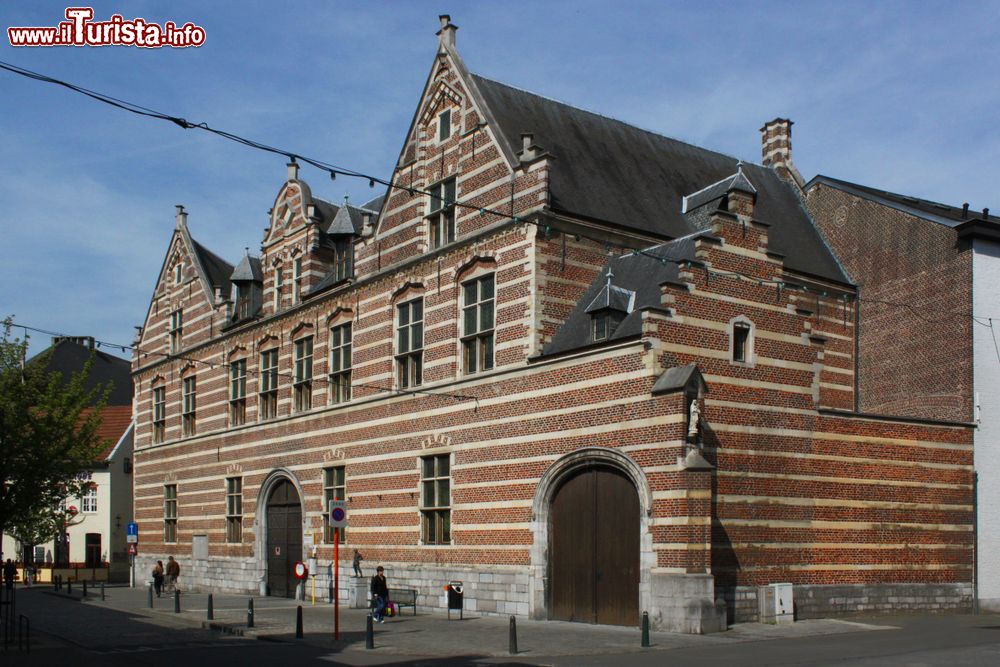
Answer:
328 500 348 528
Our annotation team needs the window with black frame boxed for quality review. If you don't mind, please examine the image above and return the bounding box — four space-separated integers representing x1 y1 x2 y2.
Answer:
396 298 423 388
420 454 451 544
427 178 456 249
462 274 495 373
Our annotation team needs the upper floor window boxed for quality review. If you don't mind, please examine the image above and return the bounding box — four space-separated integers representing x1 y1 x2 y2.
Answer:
294 336 313 412
152 386 166 443
169 309 183 353
226 477 243 543
396 298 424 389
428 178 456 249
421 454 451 545
593 310 625 342
438 110 451 141
182 376 197 436
174 263 183 284
292 258 303 304
730 316 755 365
323 466 346 544
163 484 177 543
259 348 279 420
462 274 495 373
273 266 283 311
230 359 247 426
81 485 98 513
334 240 353 282
329 323 352 404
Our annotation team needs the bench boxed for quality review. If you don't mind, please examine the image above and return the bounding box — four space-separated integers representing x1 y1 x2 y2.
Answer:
371 587 418 616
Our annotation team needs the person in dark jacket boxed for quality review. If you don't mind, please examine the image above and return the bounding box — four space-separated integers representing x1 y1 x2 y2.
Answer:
352 549 363 577
370 565 388 622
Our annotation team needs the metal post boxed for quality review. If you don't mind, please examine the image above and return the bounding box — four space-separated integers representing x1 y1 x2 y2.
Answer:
334 527 340 640
66 580 71 596
101 583 105 601
173 589 180 613
247 598 254 628
641 610 650 647
82 581 87 597
509 616 518 655
365 613 374 649
148 583 153 608
295 605 304 639
207 594 214 620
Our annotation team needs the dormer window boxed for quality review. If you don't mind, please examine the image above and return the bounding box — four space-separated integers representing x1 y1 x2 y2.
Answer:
273 265 283 311
334 240 353 282
428 178 456 249
438 110 451 141
593 310 625 342
585 267 634 343
292 258 303 304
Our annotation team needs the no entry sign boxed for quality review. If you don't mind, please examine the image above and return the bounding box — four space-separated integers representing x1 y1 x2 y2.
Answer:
293 561 308 580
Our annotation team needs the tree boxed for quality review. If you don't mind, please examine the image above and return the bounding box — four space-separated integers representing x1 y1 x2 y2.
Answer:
0 317 110 549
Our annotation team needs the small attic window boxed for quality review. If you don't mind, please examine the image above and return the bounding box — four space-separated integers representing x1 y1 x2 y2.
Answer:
174 263 183 284
438 110 451 141
593 310 625 342
730 317 755 365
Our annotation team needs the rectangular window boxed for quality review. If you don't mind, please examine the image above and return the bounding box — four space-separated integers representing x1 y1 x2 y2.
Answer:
329 323 352 404
259 349 279 419
396 298 424 389
428 178 456 249
164 484 177 543
733 322 751 363
322 466 346 544
334 240 353 282
226 477 242 543
169 309 183 353
421 455 451 545
293 258 302 304
174 263 183 284
593 311 609 341
182 376 197 436
81 485 98 513
273 266 283 310
462 274 495 373
438 109 451 141
230 359 247 426
294 337 313 412
152 386 166 443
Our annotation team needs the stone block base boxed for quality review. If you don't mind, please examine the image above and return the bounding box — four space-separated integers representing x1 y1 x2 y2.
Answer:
650 573 726 634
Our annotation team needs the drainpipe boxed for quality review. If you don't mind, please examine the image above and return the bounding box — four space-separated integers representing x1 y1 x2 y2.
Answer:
973 471 979 614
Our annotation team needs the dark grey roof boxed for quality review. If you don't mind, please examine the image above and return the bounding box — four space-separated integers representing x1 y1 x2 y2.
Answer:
807 175 1000 229
326 204 369 236
192 239 234 295
361 193 387 213
683 170 756 213
472 74 849 284
585 282 635 314
27 338 133 406
312 197 340 226
231 254 263 282
651 363 708 395
543 234 704 356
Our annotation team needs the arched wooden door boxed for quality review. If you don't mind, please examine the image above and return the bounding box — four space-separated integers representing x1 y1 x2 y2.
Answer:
266 479 302 598
550 465 640 626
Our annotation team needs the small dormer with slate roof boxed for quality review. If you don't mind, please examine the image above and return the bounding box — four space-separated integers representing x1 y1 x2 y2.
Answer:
585 267 635 342
230 250 263 323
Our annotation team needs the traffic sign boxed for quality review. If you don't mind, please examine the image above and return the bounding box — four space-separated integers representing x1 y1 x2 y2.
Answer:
127 543 138 555
126 534 138 544
293 561 308 580
126 521 138 536
328 500 347 528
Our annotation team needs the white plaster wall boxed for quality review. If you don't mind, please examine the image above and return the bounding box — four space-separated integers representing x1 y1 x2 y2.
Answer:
973 239 1000 609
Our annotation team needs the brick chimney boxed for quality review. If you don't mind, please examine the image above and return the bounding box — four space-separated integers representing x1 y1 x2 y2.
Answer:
437 15 457 49
760 118 804 189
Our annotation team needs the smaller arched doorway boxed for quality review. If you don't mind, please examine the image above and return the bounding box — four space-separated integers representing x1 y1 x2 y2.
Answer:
265 479 302 598
549 464 640 626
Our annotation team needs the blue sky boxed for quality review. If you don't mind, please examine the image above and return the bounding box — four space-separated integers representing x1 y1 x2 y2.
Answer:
2 1 998 358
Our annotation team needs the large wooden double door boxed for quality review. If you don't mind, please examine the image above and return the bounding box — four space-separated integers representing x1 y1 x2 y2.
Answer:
266 479 302 598
550 466 640 626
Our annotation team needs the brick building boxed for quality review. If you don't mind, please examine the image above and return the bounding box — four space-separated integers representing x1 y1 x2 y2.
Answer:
805 170 999 611
130 17 975 631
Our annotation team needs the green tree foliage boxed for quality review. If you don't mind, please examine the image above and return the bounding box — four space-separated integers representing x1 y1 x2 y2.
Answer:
0 318 110 542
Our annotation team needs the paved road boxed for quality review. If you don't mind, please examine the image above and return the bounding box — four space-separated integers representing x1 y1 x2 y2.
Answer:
5 586 1000 666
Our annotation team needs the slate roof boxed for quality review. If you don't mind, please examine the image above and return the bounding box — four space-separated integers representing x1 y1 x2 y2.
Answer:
231 254 263 282
192 239 234 295
543 233 705 355
651 363 707 395
29 338 133 406
807 175 1000 229
471 75 849 284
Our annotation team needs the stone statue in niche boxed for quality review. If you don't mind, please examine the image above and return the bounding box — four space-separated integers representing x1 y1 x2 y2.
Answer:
688 398 701 443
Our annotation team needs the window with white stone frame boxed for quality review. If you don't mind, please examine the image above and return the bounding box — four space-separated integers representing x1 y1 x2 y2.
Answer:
163 484 177 543
420 454 451 545
396 298 423 388
329 323 352 404
461 273 495 373
427 178 456 249
226 477 242 543
729 315 755 366
81 485 98 513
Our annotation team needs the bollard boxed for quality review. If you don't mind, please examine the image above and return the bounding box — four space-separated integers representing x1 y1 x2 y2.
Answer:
328 582 333 604
509 615 518 655
365 613 375 649
174 589 180 613
82 581 87 597
148 583 154 608
101 583 105 601
641 610 650 647
66 580 72 596
295 605 304 639
207 594 214 620
247 598 254 628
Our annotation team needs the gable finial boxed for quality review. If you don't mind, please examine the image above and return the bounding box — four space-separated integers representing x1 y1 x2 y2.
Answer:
175 205 187 228
437 14 457 49
605 265 614 287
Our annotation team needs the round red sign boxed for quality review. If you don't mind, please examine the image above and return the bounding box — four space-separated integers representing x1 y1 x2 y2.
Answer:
293 561 308 580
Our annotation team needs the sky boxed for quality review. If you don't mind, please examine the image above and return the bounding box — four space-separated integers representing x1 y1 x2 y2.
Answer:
2 1 998 359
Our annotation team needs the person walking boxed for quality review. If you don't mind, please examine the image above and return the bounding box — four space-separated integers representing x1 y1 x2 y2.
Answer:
352 549 363 577
370 565 388 623
3 558 15 591
152 560 165 597
165 556 180 593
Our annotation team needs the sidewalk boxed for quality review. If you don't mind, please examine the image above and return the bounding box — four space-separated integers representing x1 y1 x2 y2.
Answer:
47 583 894 662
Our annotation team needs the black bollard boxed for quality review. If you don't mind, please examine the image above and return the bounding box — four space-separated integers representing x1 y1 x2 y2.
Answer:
148 583 154 608
509 615 518 655
207 593 214 620
328 582 333 604
365 613 375 649
641 610 650 647
101 583 105 601
174 589 180 613
82 581 87 597
295 605 304 639
66 580 72 595
247 598 254 628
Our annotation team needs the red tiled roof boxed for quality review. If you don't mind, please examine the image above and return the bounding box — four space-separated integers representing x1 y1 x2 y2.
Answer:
90 405 133 461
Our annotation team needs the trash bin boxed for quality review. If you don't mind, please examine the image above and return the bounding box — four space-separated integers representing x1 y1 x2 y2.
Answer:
446 581 464 620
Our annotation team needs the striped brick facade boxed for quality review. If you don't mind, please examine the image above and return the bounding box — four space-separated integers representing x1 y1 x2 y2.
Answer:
130 19 974 632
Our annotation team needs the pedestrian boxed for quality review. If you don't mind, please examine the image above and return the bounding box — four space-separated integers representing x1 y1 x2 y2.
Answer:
152 560 165 597
3 558 15 591
165 555 180 593
352 549 363 577
25 563 34 588
370 565 388 623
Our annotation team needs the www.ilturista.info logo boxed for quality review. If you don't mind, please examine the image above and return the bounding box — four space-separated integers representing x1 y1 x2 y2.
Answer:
8 7 206 48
